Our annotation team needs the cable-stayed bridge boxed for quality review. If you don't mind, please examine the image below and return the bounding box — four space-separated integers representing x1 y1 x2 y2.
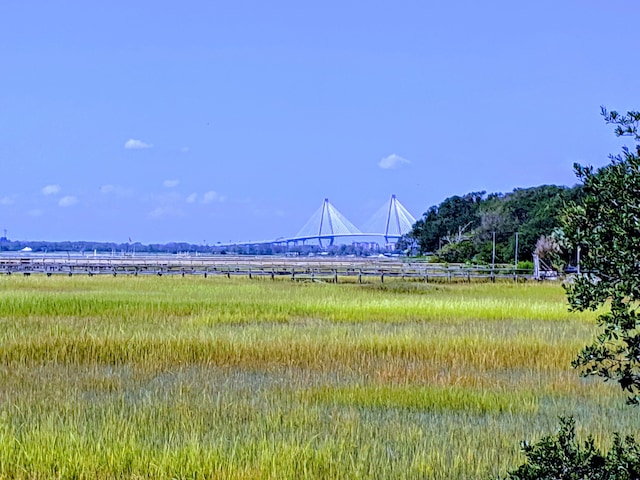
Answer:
232 195 416 248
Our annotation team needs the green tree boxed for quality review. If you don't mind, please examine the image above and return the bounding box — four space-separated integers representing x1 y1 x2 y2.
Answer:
564 108 640 404
504 108 640 478
505 417 640 479
472 185 581 264
407 184 582 262
409 192 485 254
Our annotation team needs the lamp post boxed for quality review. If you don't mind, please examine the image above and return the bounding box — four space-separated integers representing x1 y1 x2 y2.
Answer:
491 231 496 270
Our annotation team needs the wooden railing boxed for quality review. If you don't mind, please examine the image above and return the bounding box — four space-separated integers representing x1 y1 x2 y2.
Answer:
0 255 534 283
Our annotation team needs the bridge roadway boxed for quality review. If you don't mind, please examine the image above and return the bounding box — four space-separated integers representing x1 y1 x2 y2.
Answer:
275 233 402 245
0 254 531 282
221 233 403 247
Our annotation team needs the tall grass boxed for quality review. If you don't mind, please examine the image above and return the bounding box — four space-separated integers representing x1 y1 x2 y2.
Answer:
0 275 631 478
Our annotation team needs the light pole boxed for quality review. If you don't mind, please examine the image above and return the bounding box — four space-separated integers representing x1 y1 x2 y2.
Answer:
492 231 496 270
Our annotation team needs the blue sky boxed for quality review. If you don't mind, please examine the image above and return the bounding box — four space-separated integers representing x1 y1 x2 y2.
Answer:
1 1 638 244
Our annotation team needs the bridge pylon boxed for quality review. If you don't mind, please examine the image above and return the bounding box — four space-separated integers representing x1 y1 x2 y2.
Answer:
383 194 416 244
296 198 361 248
358 194 416 245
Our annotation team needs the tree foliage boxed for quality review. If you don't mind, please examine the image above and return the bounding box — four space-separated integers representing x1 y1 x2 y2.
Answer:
503 108 640 478
564 108 640 404
408 185 582 263
409 192 485 253
505 417 640 479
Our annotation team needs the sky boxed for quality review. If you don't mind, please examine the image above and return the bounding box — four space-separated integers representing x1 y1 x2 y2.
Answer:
1 1 638 244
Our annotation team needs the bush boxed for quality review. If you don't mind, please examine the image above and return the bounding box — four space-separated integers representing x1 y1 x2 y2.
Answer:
504 417 640 479
436 241 475 263
517 260 534 274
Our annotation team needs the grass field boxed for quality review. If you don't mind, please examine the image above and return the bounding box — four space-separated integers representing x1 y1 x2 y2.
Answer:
0 275 635 478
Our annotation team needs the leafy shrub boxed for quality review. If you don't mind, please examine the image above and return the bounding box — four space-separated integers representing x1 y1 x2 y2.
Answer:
504 417 640 479
517 261 534 274
436 241 475 263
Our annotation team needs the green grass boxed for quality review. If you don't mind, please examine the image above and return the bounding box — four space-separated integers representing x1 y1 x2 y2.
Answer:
304 385 539 414
0 275 633 478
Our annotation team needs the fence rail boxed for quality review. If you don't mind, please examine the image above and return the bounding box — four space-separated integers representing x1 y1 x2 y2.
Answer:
0 255 534 283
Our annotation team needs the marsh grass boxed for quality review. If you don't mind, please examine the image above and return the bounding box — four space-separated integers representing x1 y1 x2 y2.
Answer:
0 276 633 478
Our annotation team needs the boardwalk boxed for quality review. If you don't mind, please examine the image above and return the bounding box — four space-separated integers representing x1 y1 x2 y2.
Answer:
0 254 533 283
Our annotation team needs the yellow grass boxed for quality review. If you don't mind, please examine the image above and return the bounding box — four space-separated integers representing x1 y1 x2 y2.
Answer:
0 275 632 478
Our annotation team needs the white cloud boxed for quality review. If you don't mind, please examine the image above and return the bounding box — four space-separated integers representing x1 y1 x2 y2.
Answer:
149 206 183 218
186 193 197 204
42 184 61 195
0 196 15 206
378 153 411 170
58 196 78 207
163 179 180 188
201 190 226 204
100 184 133 197
181 147 189 153
124 139 153 149
27 209 44 217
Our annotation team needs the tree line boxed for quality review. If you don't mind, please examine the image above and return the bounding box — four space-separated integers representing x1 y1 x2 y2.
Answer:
403 184 584 266
0 239 385 257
